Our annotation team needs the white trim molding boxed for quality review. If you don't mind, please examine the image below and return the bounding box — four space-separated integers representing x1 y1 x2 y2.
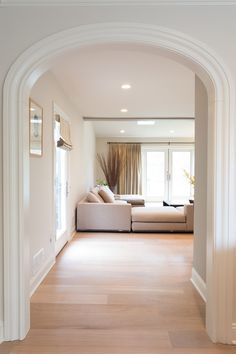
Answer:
191 267 206 302
0 321 4 343
1 0 236 5
232 324 236 345
2 22 236 344
30 257 55 297
70 230 77 241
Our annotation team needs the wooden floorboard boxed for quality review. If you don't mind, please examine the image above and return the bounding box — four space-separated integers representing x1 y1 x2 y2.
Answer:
1 232 236 353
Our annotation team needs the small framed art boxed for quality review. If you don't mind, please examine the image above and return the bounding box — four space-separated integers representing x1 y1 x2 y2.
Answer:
29 99 43 156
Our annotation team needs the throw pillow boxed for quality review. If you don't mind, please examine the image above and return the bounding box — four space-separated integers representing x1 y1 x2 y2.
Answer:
98 186 115 203
91 187 105 203
87 192 102 203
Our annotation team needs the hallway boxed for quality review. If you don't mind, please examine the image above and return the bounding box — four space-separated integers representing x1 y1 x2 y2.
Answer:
1 232 236 353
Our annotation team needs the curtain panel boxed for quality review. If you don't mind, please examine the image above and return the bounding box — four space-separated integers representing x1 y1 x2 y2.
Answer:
109 143 142 195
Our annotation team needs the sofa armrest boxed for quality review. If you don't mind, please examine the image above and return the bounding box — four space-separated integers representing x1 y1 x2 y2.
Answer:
77 203 131 231
184 204 194 231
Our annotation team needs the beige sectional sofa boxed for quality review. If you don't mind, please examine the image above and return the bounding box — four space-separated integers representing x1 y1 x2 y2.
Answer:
76 186 194 233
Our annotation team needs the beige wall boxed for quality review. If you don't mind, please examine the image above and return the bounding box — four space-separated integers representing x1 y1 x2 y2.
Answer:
193 75 208 282
29 71 95 293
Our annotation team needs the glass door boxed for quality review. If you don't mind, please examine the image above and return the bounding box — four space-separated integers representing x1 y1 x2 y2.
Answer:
169 149 194 202
142 145 194 203
142 149 168 201
54 119 69 255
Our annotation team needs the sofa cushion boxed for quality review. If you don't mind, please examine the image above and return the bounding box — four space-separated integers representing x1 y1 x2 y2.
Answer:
91 187 105 203
132 206 186 223
117 194 145 206
114 200 128 204
98 186 115 203
87 192 103 203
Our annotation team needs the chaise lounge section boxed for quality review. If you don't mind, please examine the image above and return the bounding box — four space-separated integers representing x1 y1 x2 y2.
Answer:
131 204 194 232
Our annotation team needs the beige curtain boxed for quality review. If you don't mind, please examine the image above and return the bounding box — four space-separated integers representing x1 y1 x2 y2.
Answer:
109 143 142 195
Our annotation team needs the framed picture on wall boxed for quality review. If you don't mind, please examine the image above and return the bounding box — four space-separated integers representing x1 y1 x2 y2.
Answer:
29 99 43 157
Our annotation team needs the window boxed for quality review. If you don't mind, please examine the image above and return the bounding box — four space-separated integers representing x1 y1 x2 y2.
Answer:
142 145 194 202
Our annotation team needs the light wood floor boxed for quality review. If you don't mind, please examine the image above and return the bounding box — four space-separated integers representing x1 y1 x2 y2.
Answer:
1 232 236 354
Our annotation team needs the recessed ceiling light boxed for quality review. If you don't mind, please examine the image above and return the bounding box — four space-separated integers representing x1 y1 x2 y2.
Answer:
137 120 155 126
30 107 36 111
120 129 125 134
120 108 128 113
121 83 131 90
170 130 175 134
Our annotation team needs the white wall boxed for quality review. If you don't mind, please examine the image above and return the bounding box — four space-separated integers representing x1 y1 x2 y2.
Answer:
29 71 95 293
193 75 208 283
1 3 236 337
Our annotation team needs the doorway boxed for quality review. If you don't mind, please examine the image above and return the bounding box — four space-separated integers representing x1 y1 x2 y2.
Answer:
54 105 70 255
54 133 69 254
2 23 235 343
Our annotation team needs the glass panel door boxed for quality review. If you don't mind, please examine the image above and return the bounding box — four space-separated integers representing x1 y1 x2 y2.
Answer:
55 147 67 240
142 145 194 203
54 118 69 255
143 149 167 201
169 149 194 202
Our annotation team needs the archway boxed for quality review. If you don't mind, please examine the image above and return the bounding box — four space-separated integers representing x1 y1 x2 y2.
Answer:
3 23 235 343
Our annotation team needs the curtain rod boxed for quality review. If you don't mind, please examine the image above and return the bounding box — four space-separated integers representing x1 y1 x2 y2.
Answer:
107 141 194 145
84 117 195 121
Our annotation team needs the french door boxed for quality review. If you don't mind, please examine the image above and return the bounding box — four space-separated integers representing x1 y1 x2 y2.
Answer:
54 110 70 255
142 145 194 202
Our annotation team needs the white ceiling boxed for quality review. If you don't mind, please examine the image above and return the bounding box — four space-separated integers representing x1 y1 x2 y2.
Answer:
51 43 195 119
91 119 194 138
48 43 196 138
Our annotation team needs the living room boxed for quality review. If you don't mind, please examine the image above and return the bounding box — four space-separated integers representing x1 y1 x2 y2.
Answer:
27 41 207 301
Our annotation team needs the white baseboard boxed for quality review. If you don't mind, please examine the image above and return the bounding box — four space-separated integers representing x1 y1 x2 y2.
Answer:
232 323 236 344
31 230 75 296
69 229 77 241
0 320 4 343
30 256 55 297
191 267 206 302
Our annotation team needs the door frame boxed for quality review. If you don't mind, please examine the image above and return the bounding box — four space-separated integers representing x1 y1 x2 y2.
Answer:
2 23 236 343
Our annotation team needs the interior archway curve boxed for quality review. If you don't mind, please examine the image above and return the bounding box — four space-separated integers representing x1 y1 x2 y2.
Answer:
3 22 235 343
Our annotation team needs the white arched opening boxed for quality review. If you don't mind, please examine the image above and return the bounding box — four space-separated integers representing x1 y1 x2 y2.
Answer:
3 23 236 344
